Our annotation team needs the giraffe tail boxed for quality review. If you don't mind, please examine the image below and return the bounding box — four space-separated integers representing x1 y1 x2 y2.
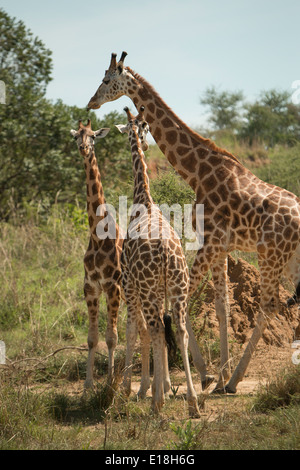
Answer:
163 313 178 361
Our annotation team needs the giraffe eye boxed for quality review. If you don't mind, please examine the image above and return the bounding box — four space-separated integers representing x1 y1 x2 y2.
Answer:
103 78 110 85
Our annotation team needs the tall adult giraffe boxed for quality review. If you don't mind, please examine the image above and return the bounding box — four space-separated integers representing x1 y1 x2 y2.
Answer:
87 52 300 393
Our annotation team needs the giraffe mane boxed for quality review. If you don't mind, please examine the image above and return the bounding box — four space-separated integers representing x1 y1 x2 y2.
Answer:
126 67 241 164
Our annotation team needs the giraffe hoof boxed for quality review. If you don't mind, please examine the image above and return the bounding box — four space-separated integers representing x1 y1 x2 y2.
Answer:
201 375 215 390
211 386 227 395
189 408 201 419
188 400 201 418
224 385 236 394
211 385 236 394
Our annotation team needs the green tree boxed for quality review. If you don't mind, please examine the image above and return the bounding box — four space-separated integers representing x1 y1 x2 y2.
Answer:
200 86 244 132
241 90 300 146
0 8 52 101
0 9 129 219
0 8 53 217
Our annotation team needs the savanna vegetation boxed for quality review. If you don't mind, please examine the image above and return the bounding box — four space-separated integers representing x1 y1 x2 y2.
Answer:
1 8 300 450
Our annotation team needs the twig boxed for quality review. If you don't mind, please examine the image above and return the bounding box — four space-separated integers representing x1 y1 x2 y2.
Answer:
6 346 109 369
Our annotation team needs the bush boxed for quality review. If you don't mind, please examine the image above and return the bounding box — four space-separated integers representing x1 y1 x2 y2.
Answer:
252 365 300 413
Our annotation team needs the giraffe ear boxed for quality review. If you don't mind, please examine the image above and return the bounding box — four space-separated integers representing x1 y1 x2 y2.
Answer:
115 124 128 134
70 129 77 138
94 128 110 139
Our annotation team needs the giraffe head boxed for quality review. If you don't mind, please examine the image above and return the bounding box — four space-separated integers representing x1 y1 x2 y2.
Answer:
87 52 130 110
115 106 149 151
70 120 110 157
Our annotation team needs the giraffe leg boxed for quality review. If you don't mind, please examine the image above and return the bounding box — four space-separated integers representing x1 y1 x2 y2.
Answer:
172 299 200 418
136 312 151 399
211 256 231 392
226 258 281 393
104 284 120 384
139 297 168 412
186 253 214 390
159 307 171 395
186 315 214 390
123 303 138 396
187 251 216 389
84 282 101 390
162 340 171 397
149 320 166 414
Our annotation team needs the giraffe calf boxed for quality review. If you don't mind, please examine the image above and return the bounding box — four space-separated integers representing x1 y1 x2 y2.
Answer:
70 120 122 389
116 107 200 417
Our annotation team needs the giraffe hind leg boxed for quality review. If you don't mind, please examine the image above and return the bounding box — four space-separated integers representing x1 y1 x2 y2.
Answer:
136 312 151 399
105 285 120 385
226 258 281 394
163 313 177 361
84 284 101 390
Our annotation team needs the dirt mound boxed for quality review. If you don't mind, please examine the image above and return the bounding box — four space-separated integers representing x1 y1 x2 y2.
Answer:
198 255 300 346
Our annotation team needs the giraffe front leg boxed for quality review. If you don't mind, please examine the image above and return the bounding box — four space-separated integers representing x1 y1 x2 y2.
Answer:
171 298 200 418
105 284 120 385
162 341 171 398
84 283 101 390
150 323 166 414
122 298 139 397
188 250 215 389
211 256 231 393
226 259 281 393
136 312 151 399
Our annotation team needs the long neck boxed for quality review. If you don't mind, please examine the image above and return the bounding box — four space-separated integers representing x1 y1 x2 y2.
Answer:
84 149 106 239
125 67 240 191
129 127 153 206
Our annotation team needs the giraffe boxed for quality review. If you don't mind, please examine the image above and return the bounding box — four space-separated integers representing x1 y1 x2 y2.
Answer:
70 119 122 389
116 105 200 416
87 52 300 393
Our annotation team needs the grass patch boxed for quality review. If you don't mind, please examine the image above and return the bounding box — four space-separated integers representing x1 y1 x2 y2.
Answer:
1 206 300 450
252 365 300 413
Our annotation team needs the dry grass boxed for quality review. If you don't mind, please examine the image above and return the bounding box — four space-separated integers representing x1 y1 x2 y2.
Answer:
1 208 300 450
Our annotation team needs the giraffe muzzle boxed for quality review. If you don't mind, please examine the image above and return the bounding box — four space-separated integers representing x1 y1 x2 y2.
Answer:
79 144 90 155
87 97 100 111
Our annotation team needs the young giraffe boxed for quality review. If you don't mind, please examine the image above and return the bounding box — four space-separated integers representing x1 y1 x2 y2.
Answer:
116 106 200 416
70 120 122 389
87 52 300 393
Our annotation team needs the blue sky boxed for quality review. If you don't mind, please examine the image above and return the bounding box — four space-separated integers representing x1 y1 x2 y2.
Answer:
2 0 300 129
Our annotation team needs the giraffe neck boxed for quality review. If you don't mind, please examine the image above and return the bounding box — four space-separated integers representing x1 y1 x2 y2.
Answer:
84 149 106 240
129 127 153 207
125 67 241 190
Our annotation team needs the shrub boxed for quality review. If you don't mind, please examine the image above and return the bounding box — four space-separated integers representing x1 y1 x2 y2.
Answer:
252 365 300 413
